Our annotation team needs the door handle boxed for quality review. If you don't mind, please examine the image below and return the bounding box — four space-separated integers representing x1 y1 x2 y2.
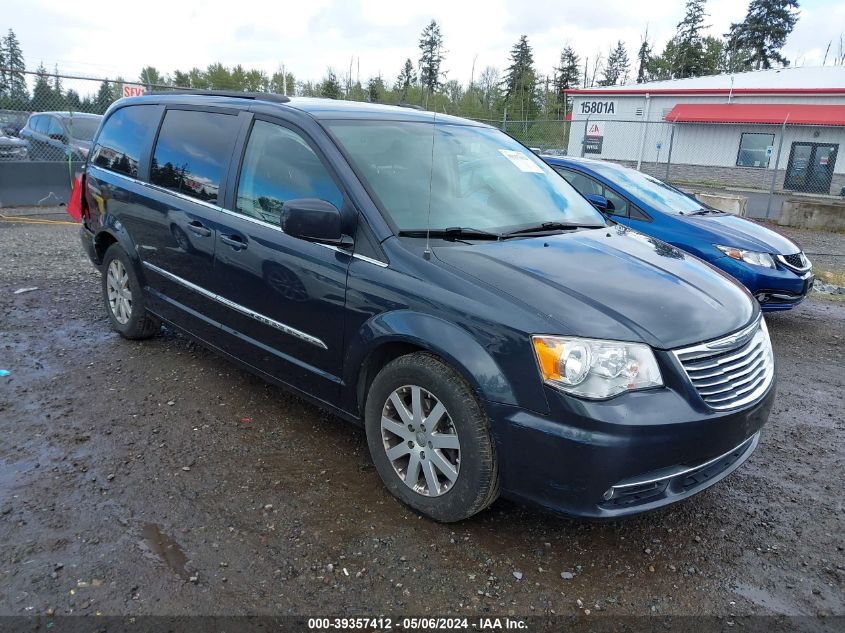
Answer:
221 234 247 250
187 221 211 237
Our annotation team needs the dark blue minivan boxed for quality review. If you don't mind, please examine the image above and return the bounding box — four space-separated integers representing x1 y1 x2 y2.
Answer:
79 93 775 521
544 156 814 311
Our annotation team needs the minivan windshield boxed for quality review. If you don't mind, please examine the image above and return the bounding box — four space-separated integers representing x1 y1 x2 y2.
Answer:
327 121 606 234
586 161 708 216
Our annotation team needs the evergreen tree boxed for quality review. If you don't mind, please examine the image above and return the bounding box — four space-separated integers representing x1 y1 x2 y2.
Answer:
727 0 799 69
636 28 653 83
599 41 630 86
32 63 54 110
418 20 444 95
65 89 81 111
553 45 580 117
503 35 538 120
320 68 342 99
3 29 28 105
674 0 708 78
139 66 163 88
647 38 680 80
395 59 417 101
172 70 191 88
366 75 385 103
0 32 6 98
94 80 114 114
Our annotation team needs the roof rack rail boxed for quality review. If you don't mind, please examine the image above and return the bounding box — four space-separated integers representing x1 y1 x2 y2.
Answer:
396 102 424 110
147 89 290 103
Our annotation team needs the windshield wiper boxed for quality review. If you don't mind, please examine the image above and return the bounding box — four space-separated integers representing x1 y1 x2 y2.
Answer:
502 221 604 237
398 227 503 240
689 208 723 216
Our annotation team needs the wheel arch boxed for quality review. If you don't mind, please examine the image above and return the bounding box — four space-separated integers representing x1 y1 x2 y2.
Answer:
344 310 519 418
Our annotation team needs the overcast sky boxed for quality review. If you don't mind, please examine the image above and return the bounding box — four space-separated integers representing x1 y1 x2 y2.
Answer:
9 0 845 88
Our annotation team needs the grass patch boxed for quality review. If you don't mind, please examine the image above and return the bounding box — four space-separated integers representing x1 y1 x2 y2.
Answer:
817 270 845 286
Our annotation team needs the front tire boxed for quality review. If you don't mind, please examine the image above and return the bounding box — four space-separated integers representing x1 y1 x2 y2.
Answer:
364 352 499 522
101 244 160 340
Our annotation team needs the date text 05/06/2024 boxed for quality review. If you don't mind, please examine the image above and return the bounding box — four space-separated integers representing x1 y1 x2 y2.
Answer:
306 617 528 630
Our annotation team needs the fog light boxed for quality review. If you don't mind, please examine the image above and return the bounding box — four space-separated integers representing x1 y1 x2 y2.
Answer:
602 488 614 501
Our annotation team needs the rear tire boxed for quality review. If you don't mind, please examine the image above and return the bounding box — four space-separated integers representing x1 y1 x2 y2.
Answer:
364 352 499 522
101 244 160 340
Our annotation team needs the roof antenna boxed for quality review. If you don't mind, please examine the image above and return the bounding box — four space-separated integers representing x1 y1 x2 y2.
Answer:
423 110 437 260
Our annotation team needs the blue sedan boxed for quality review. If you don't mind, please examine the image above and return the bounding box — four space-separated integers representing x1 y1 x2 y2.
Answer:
543 156 815 311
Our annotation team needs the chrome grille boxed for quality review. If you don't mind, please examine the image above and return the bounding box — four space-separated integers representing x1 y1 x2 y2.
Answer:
673 318 774 411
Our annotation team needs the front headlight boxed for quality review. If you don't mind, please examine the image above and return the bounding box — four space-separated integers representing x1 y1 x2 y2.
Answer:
715 245 775 269
531 335 663 399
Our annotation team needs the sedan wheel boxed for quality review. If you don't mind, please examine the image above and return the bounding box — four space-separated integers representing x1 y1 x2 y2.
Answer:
381 385 461 497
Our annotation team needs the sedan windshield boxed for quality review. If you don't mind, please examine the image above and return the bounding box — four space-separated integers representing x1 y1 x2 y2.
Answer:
327 121 605 233
585 161 707 216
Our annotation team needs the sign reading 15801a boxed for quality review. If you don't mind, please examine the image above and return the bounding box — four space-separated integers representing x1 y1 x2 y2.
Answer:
579 100 617 115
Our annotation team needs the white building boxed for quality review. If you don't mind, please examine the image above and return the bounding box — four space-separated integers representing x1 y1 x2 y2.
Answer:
565 66 845 196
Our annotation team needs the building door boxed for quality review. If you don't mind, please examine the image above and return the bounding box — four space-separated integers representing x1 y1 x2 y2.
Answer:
784 142 838 194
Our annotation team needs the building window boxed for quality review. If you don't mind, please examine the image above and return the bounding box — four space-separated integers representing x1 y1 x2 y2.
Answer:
737 133 774 168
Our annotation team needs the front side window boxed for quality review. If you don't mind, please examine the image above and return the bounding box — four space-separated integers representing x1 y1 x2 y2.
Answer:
91 105 159 177
327 121 604 233
737 133 774 168
235 120 343 224
557 168 629 218
150 109 240 203
46 116 63 138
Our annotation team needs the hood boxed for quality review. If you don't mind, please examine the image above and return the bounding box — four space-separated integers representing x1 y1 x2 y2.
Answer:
433 226 756 350
0 134 26 147
678 213 800 255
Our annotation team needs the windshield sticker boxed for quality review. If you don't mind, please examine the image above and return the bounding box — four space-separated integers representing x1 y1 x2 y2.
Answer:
498 149 544 173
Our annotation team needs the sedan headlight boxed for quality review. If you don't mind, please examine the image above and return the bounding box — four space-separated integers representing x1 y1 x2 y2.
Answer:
715 245 775 269
532 336 663 399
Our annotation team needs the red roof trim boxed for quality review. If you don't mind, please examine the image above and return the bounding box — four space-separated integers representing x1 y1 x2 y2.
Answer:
564 87 845 96
663 103 845 126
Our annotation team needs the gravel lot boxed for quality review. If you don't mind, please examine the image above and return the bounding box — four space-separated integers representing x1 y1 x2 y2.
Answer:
1 211 843 624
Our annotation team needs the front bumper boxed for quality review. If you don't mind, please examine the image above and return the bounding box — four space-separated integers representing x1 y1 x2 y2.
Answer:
485 374 775 519
713 256 813 311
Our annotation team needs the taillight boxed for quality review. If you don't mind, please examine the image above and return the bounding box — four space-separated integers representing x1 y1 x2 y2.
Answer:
66 172 86 223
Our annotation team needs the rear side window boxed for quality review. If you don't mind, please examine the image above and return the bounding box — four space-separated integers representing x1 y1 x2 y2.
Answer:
151 109 239 204
91 105 159 178
235 120 343 223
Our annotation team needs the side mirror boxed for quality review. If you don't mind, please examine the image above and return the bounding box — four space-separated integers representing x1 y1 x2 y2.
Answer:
585 194 609 212
281 198 352 247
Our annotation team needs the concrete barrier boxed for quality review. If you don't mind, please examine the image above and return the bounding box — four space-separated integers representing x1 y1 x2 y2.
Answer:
0 160 83 207
694 192 748 216
778 197 845 231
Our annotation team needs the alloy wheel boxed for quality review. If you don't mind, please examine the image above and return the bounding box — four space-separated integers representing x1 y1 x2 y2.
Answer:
106 259 133 324
381 385 461 497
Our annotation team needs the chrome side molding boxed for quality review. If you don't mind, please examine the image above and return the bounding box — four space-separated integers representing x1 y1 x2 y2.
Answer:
142 261 328 350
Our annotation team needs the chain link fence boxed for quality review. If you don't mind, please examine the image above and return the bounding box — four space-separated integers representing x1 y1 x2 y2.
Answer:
3 67 843 218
